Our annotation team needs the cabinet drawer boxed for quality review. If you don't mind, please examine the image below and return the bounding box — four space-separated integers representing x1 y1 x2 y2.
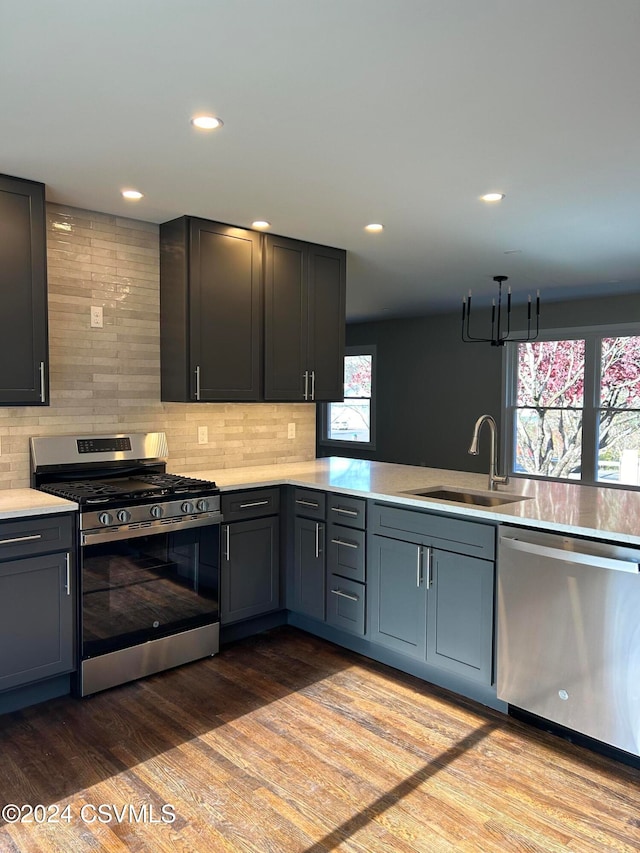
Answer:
327 576 365 636
327 524 365 582
327 494 366 529
293 488 325 520
222 488 280 521
371 503 495 560
0 514 74 561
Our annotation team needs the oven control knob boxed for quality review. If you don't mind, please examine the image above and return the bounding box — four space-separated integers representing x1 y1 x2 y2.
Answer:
117 509 131 523
181 501 194 514
196 499 209 512
98 511 113 526
149 504 164 519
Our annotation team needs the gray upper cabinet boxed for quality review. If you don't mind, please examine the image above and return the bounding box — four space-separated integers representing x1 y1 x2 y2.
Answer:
160 219 346 403
160 217 262 401
0 174 48 405
264 235 346 402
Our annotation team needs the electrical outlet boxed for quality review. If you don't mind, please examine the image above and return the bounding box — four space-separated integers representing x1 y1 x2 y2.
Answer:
198 426 208 445
287 422 296 439
90 305 103 328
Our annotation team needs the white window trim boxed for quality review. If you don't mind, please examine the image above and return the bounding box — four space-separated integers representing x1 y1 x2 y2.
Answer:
318 345 376 450
502 322 640 489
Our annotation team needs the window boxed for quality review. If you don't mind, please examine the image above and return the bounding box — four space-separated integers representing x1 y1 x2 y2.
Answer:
504 328 640 487
319 346 375 448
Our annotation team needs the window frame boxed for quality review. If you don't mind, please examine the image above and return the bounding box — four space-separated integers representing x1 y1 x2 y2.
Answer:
318 345 377 451
502 322 640 489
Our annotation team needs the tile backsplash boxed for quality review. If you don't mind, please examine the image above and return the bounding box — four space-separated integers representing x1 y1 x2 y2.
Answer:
0 204 316 489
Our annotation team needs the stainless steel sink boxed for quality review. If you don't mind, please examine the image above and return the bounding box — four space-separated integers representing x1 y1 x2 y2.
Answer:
405 487 531 508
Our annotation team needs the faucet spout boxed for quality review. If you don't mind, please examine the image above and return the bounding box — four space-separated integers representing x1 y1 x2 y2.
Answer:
468 414 509 491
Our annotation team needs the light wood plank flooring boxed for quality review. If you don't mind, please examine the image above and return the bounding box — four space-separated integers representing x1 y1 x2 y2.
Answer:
1 627 639 852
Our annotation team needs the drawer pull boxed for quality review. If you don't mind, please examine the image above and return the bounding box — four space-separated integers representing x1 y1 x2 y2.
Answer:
239 500 270 509
65 552 71 596
296 499 319 509
330 538 359 549
331 588 359 602
0 533 42 547
331 506 359 517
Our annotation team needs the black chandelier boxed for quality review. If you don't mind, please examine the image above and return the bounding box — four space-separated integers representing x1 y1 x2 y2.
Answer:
461 275 540 346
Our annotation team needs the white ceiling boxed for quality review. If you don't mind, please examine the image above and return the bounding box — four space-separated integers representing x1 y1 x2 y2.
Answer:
2 0 640 321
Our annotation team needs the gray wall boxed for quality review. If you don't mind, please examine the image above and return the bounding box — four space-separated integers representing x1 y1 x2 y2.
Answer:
320 291 640 473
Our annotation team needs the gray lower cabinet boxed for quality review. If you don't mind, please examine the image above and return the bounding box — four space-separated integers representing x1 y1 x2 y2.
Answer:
326 493 367 635
368 535 427 659
426 548 494 684
293 515 326 621
292 489 326 621
0 515 74 692
221 489 280 625
369 503 496 685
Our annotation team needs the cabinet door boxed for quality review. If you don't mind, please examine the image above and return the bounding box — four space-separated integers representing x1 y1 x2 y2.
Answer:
189 219 262 401
263 234 308 400
0 552 74 691
293 516 325 621
0 174 48 405
221 517 279 624
369 535 427 659
307 243 346 402
426 549 494 684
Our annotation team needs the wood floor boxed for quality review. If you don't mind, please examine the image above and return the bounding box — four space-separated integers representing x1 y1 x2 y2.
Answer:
1 627 639 852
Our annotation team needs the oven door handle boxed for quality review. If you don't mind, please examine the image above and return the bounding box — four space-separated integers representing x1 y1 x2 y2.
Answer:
81 512 223 546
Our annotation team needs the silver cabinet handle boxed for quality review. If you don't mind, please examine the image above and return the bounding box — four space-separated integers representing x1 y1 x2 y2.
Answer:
500 536 639 574
315 523 324 559
239 500 270 509
425 546 433 589
224 524 230 561
296 499 319 509
331 588 359 602
303 371 309 401
39 361 46 403
416 545 423 587
310 370 315 401
330 538 358 549
0 533 42 546
65 552 71 596
194 365 201 401
331 506 359 517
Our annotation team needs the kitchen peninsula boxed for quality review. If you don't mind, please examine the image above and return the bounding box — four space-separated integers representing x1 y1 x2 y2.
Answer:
181 456 640 546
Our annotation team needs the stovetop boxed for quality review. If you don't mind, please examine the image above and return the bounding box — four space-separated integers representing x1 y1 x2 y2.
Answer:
40 472 219 506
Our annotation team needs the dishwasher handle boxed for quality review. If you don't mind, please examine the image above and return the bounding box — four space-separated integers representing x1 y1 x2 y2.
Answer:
500 535 639 574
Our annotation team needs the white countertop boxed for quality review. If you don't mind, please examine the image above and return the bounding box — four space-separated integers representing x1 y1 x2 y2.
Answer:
0 489 78 521
182 457 640 547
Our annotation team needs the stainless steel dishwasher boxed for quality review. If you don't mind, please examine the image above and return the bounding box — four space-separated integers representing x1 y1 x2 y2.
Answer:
497 525 640 757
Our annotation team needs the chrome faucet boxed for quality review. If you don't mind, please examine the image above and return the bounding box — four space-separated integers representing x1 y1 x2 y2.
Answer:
468 414 509 491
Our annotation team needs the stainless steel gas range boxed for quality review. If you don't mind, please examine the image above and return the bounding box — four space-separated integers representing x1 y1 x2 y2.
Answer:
30 432 222 696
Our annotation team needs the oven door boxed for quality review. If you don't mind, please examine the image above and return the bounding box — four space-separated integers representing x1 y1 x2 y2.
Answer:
80 521 220 660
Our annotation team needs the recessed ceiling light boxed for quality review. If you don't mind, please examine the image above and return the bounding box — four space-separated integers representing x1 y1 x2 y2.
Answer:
191 115 224 130
365 223 384 232
480 193 505 202
252 220 271 230
121 189 143 200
